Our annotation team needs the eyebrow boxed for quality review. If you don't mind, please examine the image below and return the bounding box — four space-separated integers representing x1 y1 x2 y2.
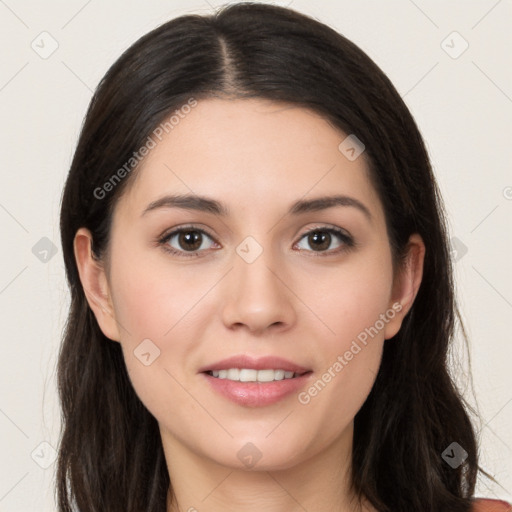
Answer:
141 193 372 222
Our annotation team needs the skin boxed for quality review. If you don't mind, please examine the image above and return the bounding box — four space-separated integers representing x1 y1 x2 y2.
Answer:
74 98 425 512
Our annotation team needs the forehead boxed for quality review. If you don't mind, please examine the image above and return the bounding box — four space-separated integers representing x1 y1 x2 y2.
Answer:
114 98 383 224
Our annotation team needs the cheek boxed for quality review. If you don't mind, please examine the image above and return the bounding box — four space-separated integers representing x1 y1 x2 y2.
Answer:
108 251 213 419
111 272 195 426
300 248 393 412
110 247 198 340
312 247 394 350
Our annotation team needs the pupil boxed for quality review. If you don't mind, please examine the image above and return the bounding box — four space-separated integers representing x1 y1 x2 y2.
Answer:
310 231 330 251
180 231 201 251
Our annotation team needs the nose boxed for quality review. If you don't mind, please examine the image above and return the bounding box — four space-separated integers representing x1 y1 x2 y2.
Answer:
221 242 296 335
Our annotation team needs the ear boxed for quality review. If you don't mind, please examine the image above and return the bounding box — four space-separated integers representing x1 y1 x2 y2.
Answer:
73 227 121 342
383 233 425 340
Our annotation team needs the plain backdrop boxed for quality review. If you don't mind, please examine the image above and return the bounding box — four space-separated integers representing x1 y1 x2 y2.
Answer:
0 0 511 510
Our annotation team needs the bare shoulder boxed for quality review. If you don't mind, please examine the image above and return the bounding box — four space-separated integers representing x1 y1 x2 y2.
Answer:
472 498 512 512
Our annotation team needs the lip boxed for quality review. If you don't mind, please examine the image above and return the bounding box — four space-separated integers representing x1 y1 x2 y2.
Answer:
201 371 313 407
198 355 313 407
197 355 311 374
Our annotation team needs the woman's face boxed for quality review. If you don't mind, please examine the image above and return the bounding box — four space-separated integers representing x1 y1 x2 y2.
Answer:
78 98 422 472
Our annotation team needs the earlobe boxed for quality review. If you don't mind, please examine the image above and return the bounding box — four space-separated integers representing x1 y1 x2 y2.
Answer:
73 227 121 342
384 233 426 340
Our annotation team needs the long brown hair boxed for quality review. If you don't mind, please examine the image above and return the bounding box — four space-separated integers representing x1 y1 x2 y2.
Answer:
57 3 494 511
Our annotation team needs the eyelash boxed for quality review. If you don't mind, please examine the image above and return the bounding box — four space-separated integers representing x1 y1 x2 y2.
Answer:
157 224 356 259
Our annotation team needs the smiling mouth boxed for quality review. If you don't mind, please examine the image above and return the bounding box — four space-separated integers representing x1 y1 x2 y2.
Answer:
204 368 312 382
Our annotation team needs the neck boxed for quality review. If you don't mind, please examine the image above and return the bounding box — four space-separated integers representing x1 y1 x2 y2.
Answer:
162 422 372 512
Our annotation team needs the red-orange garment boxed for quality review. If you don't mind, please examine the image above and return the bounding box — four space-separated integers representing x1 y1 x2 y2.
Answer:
472 498 512 511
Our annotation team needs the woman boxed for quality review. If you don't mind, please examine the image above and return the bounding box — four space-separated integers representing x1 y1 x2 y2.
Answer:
56 2 511 511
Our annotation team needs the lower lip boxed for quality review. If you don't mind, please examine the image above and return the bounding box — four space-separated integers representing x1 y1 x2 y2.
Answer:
201 372 313 407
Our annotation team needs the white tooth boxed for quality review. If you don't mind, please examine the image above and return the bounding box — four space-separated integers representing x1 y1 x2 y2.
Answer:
211 368 298 381
274 369 285 381
257 369 276 382
227 368 240 380
239 369 258 382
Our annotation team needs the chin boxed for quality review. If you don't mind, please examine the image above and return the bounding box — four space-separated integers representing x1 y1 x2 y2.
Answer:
203 434 312 472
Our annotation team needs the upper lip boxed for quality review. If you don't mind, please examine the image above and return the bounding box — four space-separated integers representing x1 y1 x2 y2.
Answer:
198 355 311 374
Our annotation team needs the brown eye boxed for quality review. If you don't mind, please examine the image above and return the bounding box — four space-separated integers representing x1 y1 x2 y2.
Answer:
159 227 217 257
295 227 354 255
306 231 331 251
176 230 203 251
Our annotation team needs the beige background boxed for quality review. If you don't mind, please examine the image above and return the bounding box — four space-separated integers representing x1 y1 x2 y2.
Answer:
0 0 511 510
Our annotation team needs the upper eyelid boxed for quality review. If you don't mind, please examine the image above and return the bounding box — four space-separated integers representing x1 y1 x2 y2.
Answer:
160 223 352 247
160 225 216 242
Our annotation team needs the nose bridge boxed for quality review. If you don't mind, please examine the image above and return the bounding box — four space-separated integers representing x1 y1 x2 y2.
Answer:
237 235 279 291
222 232 295 332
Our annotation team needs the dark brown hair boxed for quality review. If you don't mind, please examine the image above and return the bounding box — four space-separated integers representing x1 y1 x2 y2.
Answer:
57 3 494 511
